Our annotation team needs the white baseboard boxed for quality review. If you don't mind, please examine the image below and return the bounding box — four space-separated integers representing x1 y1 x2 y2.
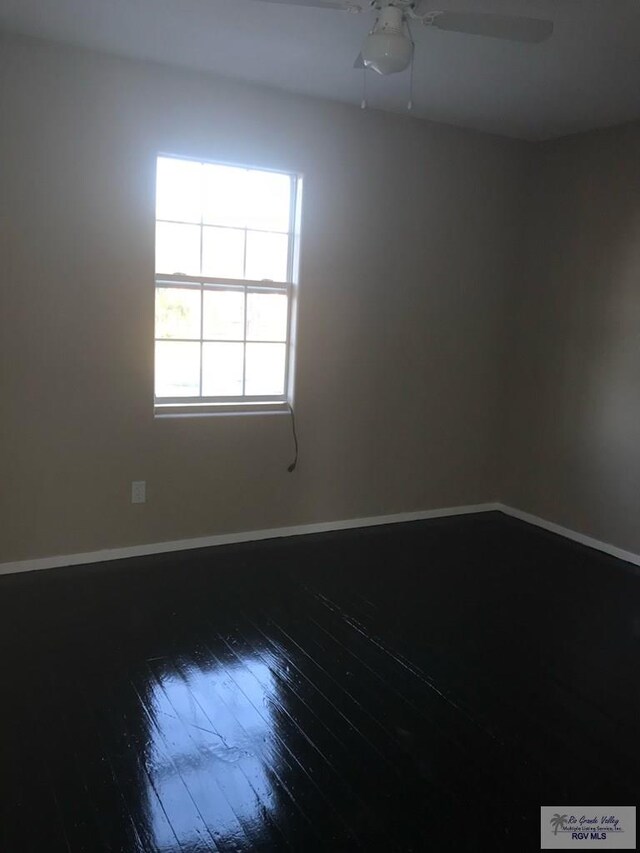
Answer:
0 502 500 576
3 501 638 577
498 503 640 569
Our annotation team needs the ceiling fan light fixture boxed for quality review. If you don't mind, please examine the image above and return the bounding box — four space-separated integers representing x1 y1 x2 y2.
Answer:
362 6 412 75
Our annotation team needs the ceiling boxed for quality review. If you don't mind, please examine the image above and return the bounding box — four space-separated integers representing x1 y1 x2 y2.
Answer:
1 0 639 140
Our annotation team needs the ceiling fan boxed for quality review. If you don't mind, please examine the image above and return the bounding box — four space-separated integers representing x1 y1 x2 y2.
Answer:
250 0 554 76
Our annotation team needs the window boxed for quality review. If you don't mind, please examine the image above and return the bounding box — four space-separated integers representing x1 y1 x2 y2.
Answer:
154 155 301 414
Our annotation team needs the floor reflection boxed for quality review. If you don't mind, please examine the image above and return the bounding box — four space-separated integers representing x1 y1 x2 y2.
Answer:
143 656 280 851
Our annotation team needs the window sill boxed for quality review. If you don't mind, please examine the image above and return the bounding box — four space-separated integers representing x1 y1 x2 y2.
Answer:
154 401 290 418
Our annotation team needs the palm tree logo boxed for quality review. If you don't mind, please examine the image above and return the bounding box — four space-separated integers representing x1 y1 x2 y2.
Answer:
550 814 568 835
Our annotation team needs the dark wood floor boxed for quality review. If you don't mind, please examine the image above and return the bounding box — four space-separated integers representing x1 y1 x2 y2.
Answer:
1 512 638 852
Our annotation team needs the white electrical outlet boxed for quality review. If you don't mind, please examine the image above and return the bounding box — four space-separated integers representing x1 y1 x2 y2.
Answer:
131 480 146 504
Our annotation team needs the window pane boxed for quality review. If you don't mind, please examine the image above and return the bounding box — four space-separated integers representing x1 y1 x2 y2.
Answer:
155 341 200 397
246 170 291 232
246 292 287 342
245 231 289 282
202 226 244 279
203 290 244 340
202 164 247 228
155 288 201 339
156 157 202 223
202 342 244 396
245 343 286 396
156 222 200 276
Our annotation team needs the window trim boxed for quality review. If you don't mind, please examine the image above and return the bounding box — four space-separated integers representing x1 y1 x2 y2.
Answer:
153 156 302 417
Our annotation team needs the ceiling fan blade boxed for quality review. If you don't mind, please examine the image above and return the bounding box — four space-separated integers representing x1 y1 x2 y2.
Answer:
353 53 365 69
427 12 553 43
251 0 361 11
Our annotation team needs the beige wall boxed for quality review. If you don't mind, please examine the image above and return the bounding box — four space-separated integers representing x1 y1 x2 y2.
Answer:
502 121 640 554
0 34 527 563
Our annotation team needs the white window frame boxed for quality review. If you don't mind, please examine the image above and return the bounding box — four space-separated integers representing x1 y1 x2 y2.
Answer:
154 154 302 417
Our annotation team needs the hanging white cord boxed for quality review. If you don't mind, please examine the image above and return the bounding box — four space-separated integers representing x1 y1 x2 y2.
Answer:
361 65 368 110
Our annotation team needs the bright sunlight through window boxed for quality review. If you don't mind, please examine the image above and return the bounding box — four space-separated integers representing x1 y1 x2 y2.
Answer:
154 155 300 413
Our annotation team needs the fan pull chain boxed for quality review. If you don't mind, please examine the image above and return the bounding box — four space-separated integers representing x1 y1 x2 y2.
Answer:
361 66 368 110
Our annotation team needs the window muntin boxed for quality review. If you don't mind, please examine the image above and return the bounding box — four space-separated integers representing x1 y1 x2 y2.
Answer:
154 156 298 411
